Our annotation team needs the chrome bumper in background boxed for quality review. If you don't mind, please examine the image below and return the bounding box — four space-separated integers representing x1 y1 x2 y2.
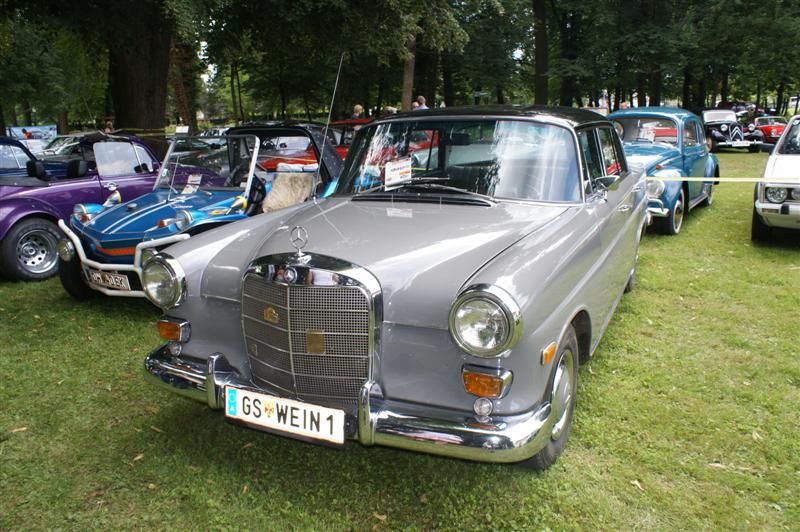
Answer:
144 345 554 464
58 220 189 297
754 200 800 230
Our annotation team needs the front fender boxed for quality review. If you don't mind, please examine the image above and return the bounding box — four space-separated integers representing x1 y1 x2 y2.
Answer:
0 198 62 241
705 154 719 180
659 180 684 210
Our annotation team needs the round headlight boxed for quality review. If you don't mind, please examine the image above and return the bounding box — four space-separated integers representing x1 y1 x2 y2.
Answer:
791 188 800 201
142 256 184 308
175 209 193 231
748 124 755 132
720 124 728 132
645 178 665 198
57 239 75 262
449 285 521 357
765 187 788 204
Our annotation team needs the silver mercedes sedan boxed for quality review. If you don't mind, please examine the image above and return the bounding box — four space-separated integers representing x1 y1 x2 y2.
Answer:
140 105 647 470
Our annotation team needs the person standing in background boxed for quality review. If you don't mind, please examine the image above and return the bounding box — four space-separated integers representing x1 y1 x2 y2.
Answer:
351 104 364 119
416 96 429 110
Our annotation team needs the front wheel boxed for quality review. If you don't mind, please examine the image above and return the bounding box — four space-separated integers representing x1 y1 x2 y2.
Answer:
517 326 579 471
0 218 61 281
751 207 771 242
654 188 685 235
748 144 760 153
59 256 95 300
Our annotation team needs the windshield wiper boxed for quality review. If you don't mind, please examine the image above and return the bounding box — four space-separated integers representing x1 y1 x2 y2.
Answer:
397 180 497 205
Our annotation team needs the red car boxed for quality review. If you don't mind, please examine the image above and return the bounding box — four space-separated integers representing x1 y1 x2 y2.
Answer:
329 118 372 159
754 116 788 144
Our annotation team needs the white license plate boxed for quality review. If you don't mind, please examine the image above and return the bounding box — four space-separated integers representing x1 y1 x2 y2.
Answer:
85 268 131 290
224 386 345 445
733 141 750 147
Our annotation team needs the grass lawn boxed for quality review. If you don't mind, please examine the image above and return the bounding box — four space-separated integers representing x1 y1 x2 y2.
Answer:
1 151 798 530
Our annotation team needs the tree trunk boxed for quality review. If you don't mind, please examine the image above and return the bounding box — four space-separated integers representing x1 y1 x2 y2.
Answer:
613 85 621 111
682 67 693 109
720 71 729 104
22 101 33 125
229 64 239 124
401 35 417 111
376 77 384 115
649 70 662 107
558 10 579 107
496 84 505 105
776 80 785 114
169 41 192 130
235 67 245 121
756 80 763 113
636 73 647 107
303 93 312 121
533 0 549 105
442 54 455 106
58 110 69 134
0 105 5 137
107 9 171 131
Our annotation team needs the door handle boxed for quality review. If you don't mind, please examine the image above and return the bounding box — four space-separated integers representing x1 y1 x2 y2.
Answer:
103 182 118 191
633 184 645 192
618 204 632 213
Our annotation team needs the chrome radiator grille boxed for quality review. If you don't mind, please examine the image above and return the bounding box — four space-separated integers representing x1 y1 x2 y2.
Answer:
241 272 371 411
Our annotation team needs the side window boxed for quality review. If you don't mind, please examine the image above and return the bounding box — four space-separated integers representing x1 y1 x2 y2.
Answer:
597 127 621 176
0 145 31 169
135 145 155 171
684 121 698 147
577 129 603 188
94 142 144 176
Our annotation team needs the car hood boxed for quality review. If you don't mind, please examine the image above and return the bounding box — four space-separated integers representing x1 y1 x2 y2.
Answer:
77 189 241 241
200 197 573 327
622 142 681 172
764 154 800 180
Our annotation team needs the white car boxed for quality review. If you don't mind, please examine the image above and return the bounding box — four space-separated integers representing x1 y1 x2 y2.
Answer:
752 115 800 240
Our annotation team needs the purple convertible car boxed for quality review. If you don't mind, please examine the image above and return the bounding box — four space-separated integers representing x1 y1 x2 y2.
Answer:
0 133 158 281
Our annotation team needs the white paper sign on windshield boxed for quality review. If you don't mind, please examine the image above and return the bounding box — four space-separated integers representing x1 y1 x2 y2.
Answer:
181 173 202 194
385 157 412 190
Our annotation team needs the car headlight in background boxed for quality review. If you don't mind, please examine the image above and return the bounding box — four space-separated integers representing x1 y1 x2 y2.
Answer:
142 255 185 309
57 239 75 261
791 188 800 201
175 209 193 231
720 124 728 132
748 124 755 132
765 187 788 204
449 285 521 357
645 178 666 198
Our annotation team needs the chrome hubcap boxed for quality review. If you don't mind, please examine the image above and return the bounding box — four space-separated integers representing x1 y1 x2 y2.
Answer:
550 349 574 440
16 230 58 274
673 196 684 232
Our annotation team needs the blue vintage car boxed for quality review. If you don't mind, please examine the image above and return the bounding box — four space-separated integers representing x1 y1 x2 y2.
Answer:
57 123 342 300
609 107 719 234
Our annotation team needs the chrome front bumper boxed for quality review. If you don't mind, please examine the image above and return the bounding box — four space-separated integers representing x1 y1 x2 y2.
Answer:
58 219 190 297
647 198 669 218
755 200 800 230
144 344 554 464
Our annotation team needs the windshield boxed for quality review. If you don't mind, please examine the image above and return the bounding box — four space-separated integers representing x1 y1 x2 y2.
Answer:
337 119 581 202
613 117 679 146
755 117 787 126
777 120 800 155
155 135 259 195
703 110 736 123
245 132 319 170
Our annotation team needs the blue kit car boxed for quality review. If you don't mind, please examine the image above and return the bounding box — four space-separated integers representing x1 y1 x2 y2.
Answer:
609 107 719 234
57 123 342 299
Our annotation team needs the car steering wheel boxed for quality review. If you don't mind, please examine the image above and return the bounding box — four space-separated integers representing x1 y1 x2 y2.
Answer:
225 161 250 187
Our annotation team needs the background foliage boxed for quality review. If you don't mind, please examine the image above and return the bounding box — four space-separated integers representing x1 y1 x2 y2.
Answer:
1 0 800 132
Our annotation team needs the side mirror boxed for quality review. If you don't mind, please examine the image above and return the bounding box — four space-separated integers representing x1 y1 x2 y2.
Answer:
594 174 620 191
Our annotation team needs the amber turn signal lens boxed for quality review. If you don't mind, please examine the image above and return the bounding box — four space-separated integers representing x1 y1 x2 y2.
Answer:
541 341 558 365
158 320 183 341
463 372 504 398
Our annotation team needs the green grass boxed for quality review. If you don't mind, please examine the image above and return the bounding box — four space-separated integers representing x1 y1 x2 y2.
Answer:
1 151 798 530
